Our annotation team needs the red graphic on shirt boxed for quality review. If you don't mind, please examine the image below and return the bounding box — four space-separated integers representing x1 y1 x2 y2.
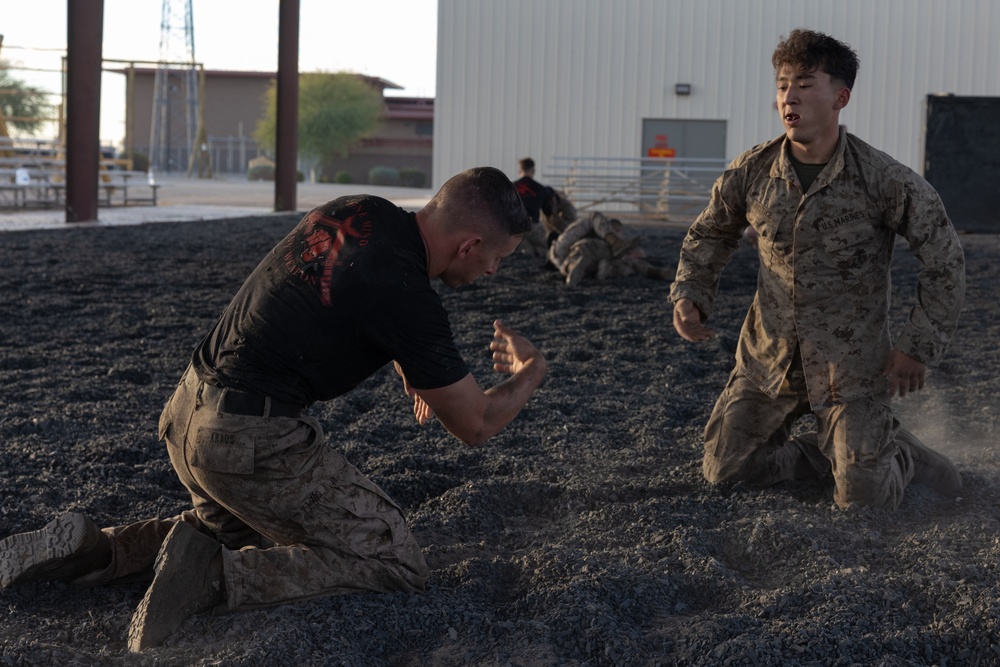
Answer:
283 205 371 306
515 181 536 197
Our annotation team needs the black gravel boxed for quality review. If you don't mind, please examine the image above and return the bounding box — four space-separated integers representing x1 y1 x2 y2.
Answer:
1 215 998 666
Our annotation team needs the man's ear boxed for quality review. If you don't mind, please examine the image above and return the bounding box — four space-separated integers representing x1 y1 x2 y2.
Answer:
457 236 482 259
834 87 851 110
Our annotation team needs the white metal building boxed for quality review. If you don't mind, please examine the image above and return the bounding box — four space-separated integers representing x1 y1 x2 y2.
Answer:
433 0 999 191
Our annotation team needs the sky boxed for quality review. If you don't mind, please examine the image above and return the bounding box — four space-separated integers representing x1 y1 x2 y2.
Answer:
1 0 438 146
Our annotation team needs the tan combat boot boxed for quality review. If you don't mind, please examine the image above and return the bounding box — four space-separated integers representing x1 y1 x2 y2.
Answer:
128 521 225 652
897 429 963 496
0 512 111 588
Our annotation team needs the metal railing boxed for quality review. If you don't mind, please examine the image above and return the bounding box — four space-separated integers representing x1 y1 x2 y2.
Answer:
545 156 726 221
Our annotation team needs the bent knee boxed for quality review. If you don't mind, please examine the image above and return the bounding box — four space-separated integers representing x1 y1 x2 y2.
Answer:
703 453 753 485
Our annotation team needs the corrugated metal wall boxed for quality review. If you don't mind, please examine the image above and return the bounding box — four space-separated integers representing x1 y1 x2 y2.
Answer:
434 0 999 188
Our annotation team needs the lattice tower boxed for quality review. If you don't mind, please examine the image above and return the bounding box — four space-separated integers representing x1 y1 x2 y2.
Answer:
149 0 199 174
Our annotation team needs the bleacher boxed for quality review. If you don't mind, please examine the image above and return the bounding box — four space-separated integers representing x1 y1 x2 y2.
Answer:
545 156 727 222
0 137 159 210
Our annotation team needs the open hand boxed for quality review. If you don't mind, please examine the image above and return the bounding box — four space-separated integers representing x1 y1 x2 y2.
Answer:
882 349 926 398
490 319 544 375
394 361 434 425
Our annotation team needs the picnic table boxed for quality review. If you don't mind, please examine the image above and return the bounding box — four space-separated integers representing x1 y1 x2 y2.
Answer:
0 166 65 209
0 137 156 209
99 170 160 206
0 166 159 209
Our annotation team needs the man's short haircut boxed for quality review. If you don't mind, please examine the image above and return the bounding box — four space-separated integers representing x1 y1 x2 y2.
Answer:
772 28 859 90
519 157 535 172
436 166 533 238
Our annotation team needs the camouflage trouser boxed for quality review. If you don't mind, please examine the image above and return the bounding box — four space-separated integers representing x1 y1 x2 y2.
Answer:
563 239 614 285
703 357 916 510
81 366 429 610
561 240 658 285
549 211 620 268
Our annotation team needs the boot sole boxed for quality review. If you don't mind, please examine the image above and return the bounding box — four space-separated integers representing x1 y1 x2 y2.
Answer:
0 512 93 588
127 522 223 652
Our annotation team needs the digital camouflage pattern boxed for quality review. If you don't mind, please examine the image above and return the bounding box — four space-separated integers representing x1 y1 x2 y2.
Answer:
670 127 966 410
75 367 428 610
549 211 621 267
702 354 919 510
548 212 663 285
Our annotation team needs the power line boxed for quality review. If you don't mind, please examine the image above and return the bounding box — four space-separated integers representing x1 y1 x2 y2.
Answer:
1 66 65 74
0 44 67 53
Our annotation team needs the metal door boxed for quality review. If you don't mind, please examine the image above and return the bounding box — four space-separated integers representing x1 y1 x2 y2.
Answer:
640 119 727 217
924 95 1000 233
641 119 727 159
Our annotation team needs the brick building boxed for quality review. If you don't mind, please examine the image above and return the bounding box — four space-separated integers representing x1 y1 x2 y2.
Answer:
116 67 432 184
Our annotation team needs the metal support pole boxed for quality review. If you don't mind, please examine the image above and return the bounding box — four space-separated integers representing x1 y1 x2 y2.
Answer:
65 0 104 222
274 0 299 212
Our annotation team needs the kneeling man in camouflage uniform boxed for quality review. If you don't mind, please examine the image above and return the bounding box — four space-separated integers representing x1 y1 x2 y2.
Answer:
670 29 965 510
0 167 547 651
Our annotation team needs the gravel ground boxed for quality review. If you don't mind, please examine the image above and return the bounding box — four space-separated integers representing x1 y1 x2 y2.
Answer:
1 214 999 666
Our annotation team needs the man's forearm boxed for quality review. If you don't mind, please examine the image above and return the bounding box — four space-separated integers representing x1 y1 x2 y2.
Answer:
479 357 548 444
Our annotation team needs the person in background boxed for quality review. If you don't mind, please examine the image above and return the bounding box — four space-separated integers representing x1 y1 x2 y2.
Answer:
542 189 578 239
549 211 670 286
514 157 558 257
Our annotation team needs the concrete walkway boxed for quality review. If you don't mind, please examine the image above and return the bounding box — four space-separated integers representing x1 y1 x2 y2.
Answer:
0 173 434 232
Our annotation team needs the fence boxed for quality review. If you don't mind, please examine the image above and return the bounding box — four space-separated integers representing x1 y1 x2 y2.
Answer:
136 136 267 176
544 156 727 222
204 136 267 174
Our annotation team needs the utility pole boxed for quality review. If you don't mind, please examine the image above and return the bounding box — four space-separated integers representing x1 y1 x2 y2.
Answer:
186 65 211 178
274 0 299 211
65 0 104 223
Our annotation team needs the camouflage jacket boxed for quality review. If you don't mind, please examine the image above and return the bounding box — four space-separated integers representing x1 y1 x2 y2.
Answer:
669 128 966 409
548 211 617 268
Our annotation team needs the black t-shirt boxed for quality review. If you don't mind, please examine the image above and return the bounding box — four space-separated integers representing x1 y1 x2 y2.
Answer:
191 195 470 406
514 176 554 223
